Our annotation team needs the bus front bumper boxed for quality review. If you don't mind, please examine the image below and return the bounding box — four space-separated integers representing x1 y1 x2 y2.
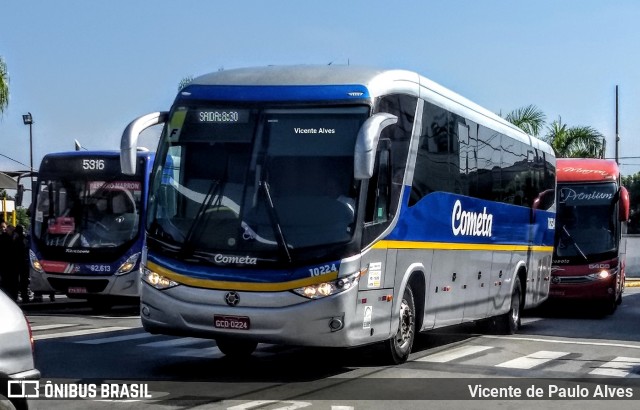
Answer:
548 274 618 300
139 282 382 348
29 269 140 298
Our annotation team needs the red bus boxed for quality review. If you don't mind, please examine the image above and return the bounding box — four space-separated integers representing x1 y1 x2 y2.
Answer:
550 158 630 313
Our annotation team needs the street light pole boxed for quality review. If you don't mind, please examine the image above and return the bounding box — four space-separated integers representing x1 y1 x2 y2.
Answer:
22 112 33 171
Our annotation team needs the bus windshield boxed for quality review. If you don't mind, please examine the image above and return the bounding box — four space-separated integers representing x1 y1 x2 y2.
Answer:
148 105 369 259
34 176 143 250
554 182 617 260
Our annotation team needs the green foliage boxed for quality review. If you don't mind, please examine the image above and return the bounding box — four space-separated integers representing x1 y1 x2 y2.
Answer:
0 56 8 114
622 173 640 234
178 75 194 91
505 104 546 137
504 106 604 159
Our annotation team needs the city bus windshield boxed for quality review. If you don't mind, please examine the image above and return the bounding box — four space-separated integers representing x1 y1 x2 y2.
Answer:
34 173 143 250
553 182 617 260
148 105 369 260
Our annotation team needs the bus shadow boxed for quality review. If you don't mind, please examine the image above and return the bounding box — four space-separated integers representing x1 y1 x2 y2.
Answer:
519 290 640 343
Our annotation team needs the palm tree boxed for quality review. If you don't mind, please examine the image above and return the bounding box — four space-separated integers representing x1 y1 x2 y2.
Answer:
178 75 194 92
544 118 604 158
504 104 546 137
0 56 9 115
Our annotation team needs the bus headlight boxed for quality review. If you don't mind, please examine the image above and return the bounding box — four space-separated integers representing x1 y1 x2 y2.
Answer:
292 271 361 299
142 267 179 290
588 270 611 280
116 253 141 275
29 250 43 273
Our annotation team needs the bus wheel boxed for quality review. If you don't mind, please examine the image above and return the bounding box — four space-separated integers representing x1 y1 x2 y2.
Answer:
385 286 415 364
495 276 521 334
216 338 258 358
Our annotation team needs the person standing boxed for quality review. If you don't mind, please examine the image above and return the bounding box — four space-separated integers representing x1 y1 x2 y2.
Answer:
12 225 31 303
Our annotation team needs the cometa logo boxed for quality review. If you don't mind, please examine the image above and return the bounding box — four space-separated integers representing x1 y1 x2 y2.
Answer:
213 254 258 265
451 200 493 237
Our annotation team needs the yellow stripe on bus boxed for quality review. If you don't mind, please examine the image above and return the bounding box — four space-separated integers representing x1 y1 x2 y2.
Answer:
372 240 553 253
146 261 339 291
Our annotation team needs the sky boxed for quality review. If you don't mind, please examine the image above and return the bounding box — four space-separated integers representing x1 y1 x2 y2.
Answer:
1 0 640 189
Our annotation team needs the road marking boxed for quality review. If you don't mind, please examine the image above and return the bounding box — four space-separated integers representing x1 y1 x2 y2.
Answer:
171 347 224 359
589 357 640 377
227 401 312 410
76 332 153 344
483 335 640 350
416 345 493 363
496 350 570 369
30 324 77 331
139 337 205 348
34 326 132 340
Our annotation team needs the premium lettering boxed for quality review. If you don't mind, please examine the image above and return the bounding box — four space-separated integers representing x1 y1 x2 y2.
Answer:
451 200 493 237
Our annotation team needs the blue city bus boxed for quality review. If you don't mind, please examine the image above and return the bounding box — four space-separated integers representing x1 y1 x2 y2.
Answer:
28 150 153 311
120 66 556 362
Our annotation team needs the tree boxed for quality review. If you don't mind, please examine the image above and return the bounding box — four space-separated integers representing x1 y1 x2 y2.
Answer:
178 75 194 92
504 104 546 137
504 105 605 159
544 118 604 158
0 56 9 115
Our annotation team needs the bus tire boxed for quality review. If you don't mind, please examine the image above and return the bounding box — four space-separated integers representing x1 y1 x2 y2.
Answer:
384 285 416 364
216 338 258 358
496 276 521 334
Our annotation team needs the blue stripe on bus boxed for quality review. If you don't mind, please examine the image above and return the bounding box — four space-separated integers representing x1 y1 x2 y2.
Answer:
179 84 370 102
388 190 555 247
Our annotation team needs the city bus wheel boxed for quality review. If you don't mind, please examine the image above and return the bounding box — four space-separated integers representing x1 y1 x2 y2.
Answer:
216 338 258 358
385 286 415 364
496 276 521 334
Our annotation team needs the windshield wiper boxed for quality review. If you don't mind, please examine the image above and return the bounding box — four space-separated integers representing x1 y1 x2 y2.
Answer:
560 225 588 261
260 180 292 263
180 178 222 255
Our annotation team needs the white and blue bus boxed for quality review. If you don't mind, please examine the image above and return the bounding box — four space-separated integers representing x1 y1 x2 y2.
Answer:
27 150 153 311
120 66 556 363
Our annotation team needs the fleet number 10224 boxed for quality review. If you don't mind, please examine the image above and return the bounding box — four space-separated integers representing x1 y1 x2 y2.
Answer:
83 159 105 170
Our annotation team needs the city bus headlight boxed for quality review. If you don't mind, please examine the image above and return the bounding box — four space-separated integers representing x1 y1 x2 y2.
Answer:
29 250 43 273
588 270 611 280
292 271 361 299
116 253 141 275
142 267 179 290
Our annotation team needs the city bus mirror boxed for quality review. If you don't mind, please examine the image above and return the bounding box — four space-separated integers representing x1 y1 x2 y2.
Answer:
120 111 168 175
619 186 630 222
15 184 24 207
532 188 555 211
354 113 398 180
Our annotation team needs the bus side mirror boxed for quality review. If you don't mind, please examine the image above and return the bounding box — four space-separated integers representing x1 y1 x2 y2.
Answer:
120 111 168 175
15 184 24 207
619 186 630 222
532 188 555 211
354 113 398 180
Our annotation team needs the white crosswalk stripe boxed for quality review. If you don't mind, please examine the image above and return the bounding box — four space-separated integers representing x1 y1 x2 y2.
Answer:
76 332 155 344
139 337 205 348
589 357 640 377
495 350 570 369
416 345 494 363
33 326 133 341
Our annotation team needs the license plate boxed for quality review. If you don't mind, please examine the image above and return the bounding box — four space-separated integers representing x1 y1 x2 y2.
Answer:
68 287 88 294
549 290 565 296
214 315 250 330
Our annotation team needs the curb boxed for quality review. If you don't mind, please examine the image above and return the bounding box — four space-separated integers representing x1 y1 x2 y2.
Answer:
626 279 640 288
